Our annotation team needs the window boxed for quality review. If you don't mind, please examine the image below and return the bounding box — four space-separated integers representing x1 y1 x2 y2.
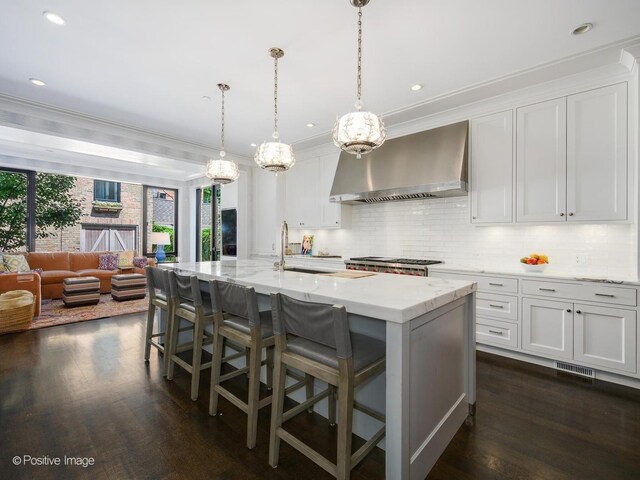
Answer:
143 186 178 258
94 180 121 202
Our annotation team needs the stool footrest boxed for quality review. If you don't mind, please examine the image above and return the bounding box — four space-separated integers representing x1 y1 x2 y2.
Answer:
220 366 249 382
353 401 386 423
276 427 337 477
282 388 330 423
351 425 386 468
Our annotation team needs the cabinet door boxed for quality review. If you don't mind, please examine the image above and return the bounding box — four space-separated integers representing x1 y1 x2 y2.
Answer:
574 304 636 373
516 98 567 222
319 154 343 227
285 160 319 228
470 111 513 223
566 83 627 221
252 168 278 255
522 297 573 360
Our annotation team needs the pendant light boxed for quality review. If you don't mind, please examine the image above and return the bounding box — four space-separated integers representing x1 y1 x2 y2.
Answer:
333 0 386 159
205 83 239 184
254 48 295 172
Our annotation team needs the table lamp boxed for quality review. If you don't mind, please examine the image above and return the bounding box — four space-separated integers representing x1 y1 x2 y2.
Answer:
149 232 171 263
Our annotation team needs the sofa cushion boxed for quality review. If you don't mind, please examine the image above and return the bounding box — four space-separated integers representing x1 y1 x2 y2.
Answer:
76 269 119 281
69 252 103 271
117 250 135 268
40 270 79 285
26 252 70 271
98 253 118 271
3 254 31 273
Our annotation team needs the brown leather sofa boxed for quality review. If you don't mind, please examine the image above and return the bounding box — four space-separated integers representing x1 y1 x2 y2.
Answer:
24 252 154 300
0 272 42 316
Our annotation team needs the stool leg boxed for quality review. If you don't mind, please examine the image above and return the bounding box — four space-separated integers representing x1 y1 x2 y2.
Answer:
209 325 224 416
190 316 205 401
328 384 337 426
246 341 262 449
266 346 274 390
268 353 287 468
144 302 156 362
161 305 173 376
305 374 314 413
166 310 181 380
336 360 355 480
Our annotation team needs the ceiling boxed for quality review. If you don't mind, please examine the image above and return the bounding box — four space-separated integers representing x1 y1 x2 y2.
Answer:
1 0 640 159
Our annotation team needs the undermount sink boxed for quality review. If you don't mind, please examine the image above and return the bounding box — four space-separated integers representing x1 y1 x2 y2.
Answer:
284 267 328 275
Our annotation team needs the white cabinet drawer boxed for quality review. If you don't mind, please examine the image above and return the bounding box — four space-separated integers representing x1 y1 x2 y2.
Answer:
522 280 636 307
430 271 517 294
476 318 518 349
477 293 518 321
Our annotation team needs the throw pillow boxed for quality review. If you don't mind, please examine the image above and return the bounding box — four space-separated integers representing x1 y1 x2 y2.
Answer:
133 256 148 269
3 254 31 273
0 253 5 272
117 250 135 269
98 253 118 271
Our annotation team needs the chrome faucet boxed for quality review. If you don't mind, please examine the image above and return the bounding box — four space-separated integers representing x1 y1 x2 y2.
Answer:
275 220 288 271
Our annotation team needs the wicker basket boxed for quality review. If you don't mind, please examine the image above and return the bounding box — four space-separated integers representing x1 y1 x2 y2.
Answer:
0 290 35 334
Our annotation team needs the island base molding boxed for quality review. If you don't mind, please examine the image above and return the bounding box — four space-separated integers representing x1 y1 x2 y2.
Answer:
385 293 476 479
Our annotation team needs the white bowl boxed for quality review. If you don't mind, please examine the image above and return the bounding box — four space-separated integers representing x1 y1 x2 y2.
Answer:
521 263 548 272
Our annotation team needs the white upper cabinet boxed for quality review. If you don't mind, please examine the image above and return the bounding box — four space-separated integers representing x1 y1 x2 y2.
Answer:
566 83 628 222
470 110 513 224
252 168 278 255
285 154 350 229
516 97 567 223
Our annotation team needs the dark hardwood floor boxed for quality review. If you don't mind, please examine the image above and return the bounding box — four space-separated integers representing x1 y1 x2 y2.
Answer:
1 313 639 480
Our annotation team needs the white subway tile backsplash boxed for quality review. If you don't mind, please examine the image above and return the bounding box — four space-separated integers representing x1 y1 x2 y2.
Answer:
291 197 637 279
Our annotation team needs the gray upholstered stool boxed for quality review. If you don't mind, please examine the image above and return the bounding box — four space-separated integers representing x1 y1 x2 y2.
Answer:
269 293 386 480
144 266 175 375
165 271 216 401
208 280 307 450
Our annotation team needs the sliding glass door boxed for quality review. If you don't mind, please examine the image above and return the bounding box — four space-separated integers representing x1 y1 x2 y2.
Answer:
0 168 35 252
196 186 214 261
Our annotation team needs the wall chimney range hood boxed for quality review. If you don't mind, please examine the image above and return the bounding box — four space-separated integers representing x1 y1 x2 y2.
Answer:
329 120 468 204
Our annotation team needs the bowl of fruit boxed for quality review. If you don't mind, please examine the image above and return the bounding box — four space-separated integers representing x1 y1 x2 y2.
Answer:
520 253 549 272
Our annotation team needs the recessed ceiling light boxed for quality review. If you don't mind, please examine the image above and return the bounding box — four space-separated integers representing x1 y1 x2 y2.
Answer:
43 11 66 26
571 23 593 35
29 78 46 86
250 143 257 147
306 123 315 128
411 84 423 91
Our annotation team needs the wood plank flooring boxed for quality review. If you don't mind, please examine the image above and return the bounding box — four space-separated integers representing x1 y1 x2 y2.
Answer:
0 313 639 479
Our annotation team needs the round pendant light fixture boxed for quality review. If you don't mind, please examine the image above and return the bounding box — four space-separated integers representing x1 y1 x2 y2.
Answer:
333 0 386 159
205 83 239 184
254 48 295 172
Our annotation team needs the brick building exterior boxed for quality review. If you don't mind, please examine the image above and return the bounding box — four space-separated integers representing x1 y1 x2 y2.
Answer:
36 177 144 253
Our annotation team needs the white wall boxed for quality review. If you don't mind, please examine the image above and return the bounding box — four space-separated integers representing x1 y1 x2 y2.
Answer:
289 196 636 279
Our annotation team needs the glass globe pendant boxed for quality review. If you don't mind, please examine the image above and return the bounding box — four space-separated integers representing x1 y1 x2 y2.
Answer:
255 48 295 172
205 84 239 184
333 0 386 159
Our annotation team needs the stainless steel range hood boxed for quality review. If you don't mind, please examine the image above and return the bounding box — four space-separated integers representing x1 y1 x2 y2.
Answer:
329 120 468 204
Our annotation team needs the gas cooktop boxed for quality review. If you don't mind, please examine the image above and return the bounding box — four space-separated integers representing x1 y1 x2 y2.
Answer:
349 257 443 266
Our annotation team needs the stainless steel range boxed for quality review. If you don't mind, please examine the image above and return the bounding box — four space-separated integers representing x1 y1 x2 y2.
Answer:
344 257 443 276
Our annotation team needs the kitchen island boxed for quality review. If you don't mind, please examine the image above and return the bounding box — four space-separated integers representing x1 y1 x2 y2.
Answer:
160 260 476 479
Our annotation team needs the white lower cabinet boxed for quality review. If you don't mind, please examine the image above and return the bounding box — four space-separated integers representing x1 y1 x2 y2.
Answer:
574 304 637 373
476 317 518 349
522 297 574 360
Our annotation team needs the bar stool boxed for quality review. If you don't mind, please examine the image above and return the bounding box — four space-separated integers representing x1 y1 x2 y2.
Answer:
208 280 307 450
269 293 386 480
144 266 173 375
165 271 215 401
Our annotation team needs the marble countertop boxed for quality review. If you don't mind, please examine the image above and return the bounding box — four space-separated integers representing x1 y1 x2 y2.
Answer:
160 260 476 324
428 263 639 285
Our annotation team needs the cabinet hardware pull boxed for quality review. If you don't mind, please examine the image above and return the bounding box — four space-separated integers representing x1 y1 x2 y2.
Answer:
566 309 572 313
576 310 582 314
489 304 504 309
594 293 615 297
560 212 565 217
569 212 574 216
472 216 477 220
488 330 504 335
539 288 556 292
488 282 503 286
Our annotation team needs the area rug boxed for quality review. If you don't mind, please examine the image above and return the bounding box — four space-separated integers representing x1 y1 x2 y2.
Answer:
29 294 149 330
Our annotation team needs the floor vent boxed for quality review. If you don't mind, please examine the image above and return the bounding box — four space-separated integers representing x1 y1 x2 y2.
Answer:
555 361 595 378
